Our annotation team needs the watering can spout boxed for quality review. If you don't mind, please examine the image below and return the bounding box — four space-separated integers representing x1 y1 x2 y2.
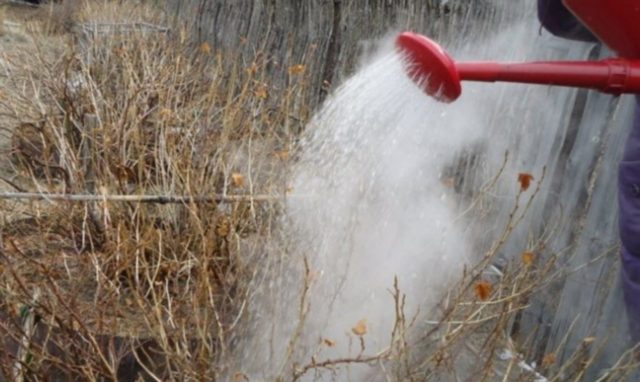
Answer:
396 32 640 103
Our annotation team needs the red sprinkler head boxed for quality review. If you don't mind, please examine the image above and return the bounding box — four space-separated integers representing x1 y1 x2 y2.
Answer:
396 32 640 103
396 32 461 102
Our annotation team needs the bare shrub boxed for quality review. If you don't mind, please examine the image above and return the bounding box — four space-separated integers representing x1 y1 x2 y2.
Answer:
0 1 302 379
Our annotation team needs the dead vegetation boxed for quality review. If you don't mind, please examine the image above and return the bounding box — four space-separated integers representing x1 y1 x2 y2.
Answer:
0 1 296 379
0 1 636 381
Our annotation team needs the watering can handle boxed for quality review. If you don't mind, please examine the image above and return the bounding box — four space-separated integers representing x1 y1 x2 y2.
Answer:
457 58 640 95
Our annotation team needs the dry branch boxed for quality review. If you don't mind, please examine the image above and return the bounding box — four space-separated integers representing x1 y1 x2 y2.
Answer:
0 192 287 204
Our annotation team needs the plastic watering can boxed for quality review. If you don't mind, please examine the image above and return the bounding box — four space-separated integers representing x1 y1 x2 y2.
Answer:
397 0 640 102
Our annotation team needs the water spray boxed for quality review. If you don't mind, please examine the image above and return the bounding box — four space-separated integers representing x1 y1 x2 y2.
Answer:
397 0 640 102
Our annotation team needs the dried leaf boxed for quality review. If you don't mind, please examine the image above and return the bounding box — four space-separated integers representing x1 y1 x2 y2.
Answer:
200 42 211 55
474 281 492 300
273 150 290 160
583 336 596 344
254 86 268 100
233 372 249 381
542 352 556 367
239 36 248 44
522 251 535 267
288 64 306 75
322 338 336 347
518 173 534 191
10 303 20 317
158 108 172 120
352 319 367 336
114 165 136 183
113 46 126 58
215 216 231 237
231 173 245 188
246 63 259 75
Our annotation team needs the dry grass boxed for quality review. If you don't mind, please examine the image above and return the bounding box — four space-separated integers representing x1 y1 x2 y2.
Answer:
0 1 637 381
0 1 301 379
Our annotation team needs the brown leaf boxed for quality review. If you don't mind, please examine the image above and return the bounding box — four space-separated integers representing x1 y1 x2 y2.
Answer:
215 216 231 237
518 173 534 191
322 338 336 347
273 150 290 160
352 319 367 336
113 46 126 58
474 281 492 301
522 251 535 267
233 372 249 381
288 64 306 75
254 86 268 100
231 173 245 188
583 336 596 344
542 352 556 367
200 42 211 55
245 63 259 75
158 108 172 120
114 165 136 183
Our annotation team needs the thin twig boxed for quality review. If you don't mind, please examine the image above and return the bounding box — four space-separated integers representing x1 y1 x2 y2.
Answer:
0 192 288 204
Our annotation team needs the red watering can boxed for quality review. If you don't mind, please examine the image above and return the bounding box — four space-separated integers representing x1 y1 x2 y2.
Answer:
397 0 640 102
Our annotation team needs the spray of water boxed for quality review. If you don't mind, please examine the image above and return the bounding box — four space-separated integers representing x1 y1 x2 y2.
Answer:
284 43 481 355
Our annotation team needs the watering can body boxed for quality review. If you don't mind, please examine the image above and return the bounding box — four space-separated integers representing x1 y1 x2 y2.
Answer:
563 0 640 58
